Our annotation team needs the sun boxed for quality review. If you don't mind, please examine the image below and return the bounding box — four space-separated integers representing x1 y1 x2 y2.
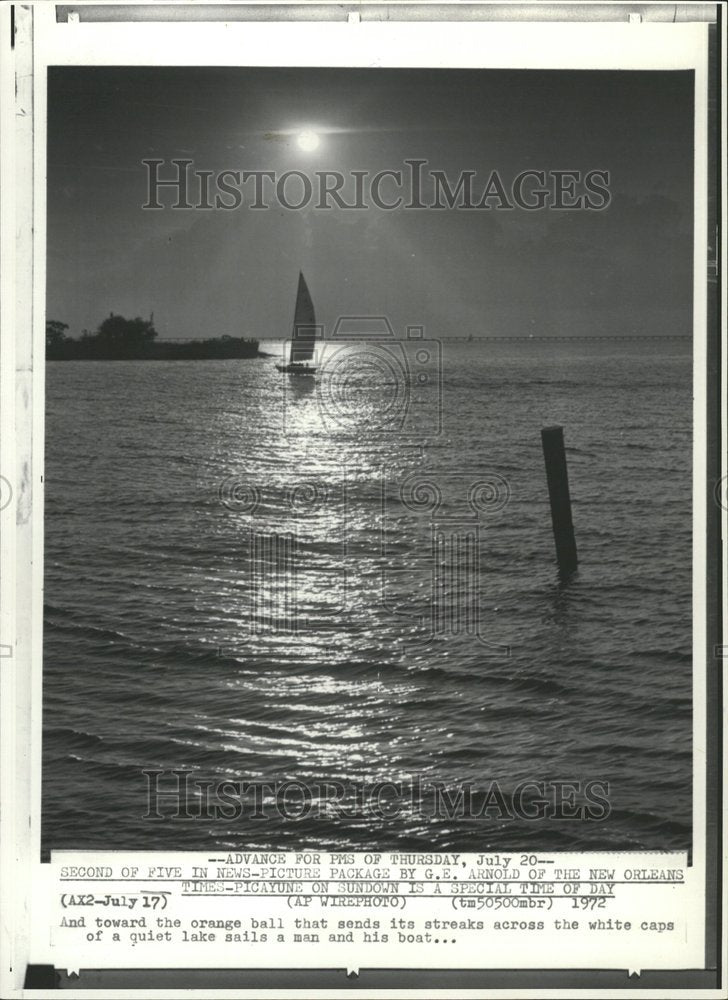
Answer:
297 130 320 152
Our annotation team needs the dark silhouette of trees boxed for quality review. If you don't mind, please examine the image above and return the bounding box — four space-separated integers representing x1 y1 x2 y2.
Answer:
46 320 69 350
46 313 260 361
95 313 158 350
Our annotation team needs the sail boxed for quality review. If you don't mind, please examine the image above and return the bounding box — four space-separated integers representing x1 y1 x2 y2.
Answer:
290 272 316 363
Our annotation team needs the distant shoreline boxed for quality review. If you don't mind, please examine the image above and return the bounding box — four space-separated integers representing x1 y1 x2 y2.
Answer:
46 332 691 361
47 336 263 362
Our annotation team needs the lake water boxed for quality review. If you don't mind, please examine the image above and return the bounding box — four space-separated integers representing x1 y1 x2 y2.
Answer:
42 338 692 853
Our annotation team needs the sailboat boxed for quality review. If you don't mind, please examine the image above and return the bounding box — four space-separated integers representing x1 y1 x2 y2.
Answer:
276 271 318 375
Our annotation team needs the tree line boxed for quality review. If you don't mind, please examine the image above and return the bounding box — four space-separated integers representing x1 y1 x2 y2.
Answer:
46 314 260 360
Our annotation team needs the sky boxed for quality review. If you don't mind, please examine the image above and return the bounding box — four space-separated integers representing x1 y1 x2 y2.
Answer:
47 67 694 340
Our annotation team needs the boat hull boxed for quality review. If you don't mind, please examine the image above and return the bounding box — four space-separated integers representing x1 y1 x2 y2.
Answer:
276 363 317 376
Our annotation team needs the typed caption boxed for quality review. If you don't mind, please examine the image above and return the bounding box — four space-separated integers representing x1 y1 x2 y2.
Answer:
33 849 703 976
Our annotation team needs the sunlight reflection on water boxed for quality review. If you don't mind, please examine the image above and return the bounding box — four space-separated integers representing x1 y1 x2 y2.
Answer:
43 339 693 850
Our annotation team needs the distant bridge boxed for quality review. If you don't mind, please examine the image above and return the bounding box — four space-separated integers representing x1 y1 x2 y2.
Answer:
428 335 692 342
156 334 691 344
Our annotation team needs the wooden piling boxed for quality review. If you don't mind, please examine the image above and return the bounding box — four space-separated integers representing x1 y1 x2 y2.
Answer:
541 425 578 577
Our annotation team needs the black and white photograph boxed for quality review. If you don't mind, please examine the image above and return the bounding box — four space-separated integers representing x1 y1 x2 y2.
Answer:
43 62 695 854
